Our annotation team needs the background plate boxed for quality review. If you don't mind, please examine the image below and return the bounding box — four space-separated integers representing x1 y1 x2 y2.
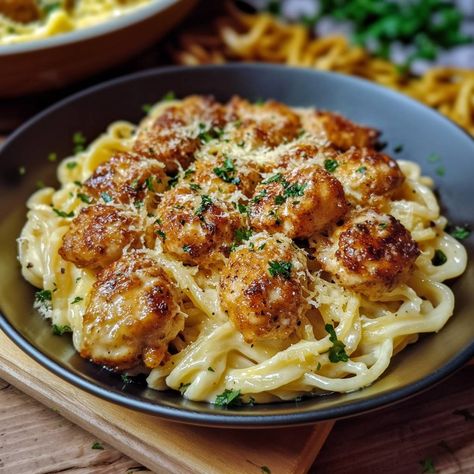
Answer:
0 64 473 427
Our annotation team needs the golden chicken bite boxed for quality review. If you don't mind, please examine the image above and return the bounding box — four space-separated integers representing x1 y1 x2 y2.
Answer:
331 147 404 206
0 0 39 23
133 95 226 173
226 96 302 149
220 233 308 343
314 209 420 297
83 152 167 211
182 155 261 198
59 204 142 271
249 163 348 239
149 187 245 266
80 252 184 371
301 110 380 150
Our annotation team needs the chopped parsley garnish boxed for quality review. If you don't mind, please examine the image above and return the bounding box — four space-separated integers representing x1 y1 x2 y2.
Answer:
262 173 283 184
52 324 72 336
48 152 57 162
435 166 445 177
36 181 45 189
379 222 388 230
145 176 155 191
234 228 253 245
161 91 176 101
324 159 339 173
183 245 192 253
252 189 268 204
195 195 213 217
91 441 104 450
268 260 292 280
356 166 367 173
52 208 74 218
156 230 166 241
189 183 201 191
325 324 349 363
121 374 133 384
274 181 307 205
142 103 152 113
207 367 215 372
133 200 144 209
179 383 191 395
35 289 52 303
72 132 86 153
18 166 26 176
74 180 82 187
198 123 224 144
101 192 113 203
393 144 404 153
261 467 271 474
168 175 179 188
184 168 195 178
432 249 447 266
215 389 244 407
449 225 471 241
258 243 266 250
213 157 240 184
420 457 436 473
66 161 78 170
71 296 83 304
41 1 61 15
254 98 265 105
77 193 92 204
238 203 248 214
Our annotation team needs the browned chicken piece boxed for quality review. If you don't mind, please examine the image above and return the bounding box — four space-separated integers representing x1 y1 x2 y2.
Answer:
331 147 405 206
249 163 348 239
220 233 308 343
182 155 261 198
83 152 167 211
258 143 323 173
80 252 184 371
59 204 142 271
301 110 380 150
133 95 226 173
0 0 39 23
314 209 420 298
226 96 302 149
149 186 245 266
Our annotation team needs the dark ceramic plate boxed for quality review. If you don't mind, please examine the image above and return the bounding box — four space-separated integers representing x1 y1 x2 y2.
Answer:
0 65 473 428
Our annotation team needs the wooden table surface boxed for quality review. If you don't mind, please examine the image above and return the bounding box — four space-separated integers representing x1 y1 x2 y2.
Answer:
1 366 473 473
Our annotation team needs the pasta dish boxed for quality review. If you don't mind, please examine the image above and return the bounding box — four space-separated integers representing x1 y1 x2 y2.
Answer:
18 94 467 405
0 0 151 45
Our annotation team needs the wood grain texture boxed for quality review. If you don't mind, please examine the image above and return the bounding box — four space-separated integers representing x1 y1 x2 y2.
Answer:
313 366 474 474
0 330 333 474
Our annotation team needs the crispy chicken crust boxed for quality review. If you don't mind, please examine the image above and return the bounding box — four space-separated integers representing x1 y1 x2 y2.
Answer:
59 204 142 271
314 209 420 297
80 252 183 371
220 233 308 342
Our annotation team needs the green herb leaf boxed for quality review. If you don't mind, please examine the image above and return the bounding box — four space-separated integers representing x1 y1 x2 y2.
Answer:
427 153 441 163
235 228 253 245
71 296 83 304
252 189 268 204
207 367 215 372
325 324 349 363
435 166 446 177
324 159 339 173
121 374 133 384
77 193 92 204
91 441 104 450
72 132 86 153
156 230 166 241
52 324 72 336
179 383 191 395
195 195 213 217
237 203 248 215
189 183 201 191
268 260 292 280
213 157 240 184
356 166 367 173
183 245 192 253
142 103 152 114
52 208 74 218
261 466 271 474
262 173 283 184
162 91 176 101
35 289 52 303
214 389 243 407
48 152 57 162
449 225 471 241
432 249 447 266
66 161 78 170
393 144 404 153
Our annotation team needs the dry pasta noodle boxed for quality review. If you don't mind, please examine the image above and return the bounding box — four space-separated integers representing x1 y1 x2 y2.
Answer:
18 93 467 404
170 3 474 136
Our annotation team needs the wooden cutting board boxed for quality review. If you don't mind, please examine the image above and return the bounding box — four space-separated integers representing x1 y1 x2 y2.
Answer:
0 330 333 474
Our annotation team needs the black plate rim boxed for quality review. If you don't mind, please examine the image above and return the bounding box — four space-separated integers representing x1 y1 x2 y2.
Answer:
1 64 473 428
